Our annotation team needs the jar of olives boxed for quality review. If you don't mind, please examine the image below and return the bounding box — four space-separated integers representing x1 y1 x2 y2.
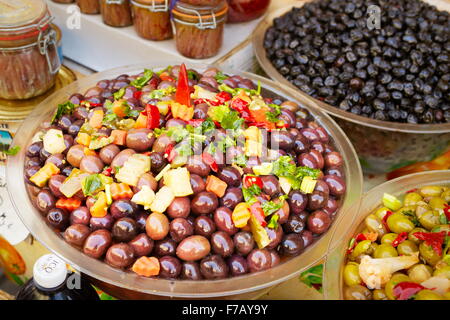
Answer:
0 0 61 100
172 1 228 59
100 0 133 27
130 0 172 40
76 0 100 14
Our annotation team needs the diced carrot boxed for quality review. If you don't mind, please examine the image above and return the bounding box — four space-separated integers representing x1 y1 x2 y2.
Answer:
56 197 81 211
110 183 134 200
134 112 148 129
90 192 108 218
83 147 97 156
132 256 160 277
159 72 173 82
112 100 128 118
89 109 104 129
29 162 60 187
206 175 228 198
110 130 127 146
171 103 194 121
76 132 91 146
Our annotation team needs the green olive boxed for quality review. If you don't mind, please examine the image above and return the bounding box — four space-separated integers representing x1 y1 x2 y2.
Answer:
407 264 433 283
351 240 372 259
419 242 441 266
418 210 440 230
343 263 362 287
441 189 450 202
365 214 387 238
367 242 378 256
433 266 450 280
385 274 410 300
387 213 415 234
374 243 398 259
396 206 417 216
372 289 388 300
419 186 443 198
408 227 427 244
374 206 390 220
432 224 450 233
429 197 446 210
343 284 373 300
397 240 419 256
381 233 398 245
415 204 430 219
404 192 423 206
414 289 444 300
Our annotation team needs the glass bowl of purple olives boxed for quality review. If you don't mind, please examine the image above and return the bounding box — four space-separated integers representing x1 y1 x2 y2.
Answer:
7 62 363 298
253 0 450 174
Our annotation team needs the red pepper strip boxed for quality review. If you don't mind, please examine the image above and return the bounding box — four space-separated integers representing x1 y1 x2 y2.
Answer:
215 91 232 104
202 152 218 172
133 90 143 100
382 210 393 233
194 98 208 105
81 101 102 107
244 175 263 189
175 63 191 107
187 119 205 127
444 204 450 221
413 231 447 256
264 98 273 104
392 232 408 248
164 144 176 163
346 233 367 255
230 98 253 122
393 282 424 300
250 202 267 227
144 104 160 129
213 120 221 128
102 167 113 177
406 188 418 194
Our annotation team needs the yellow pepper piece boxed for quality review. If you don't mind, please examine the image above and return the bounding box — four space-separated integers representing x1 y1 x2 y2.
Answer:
171 102 194 121
29 162 60 187
90 192 108 218
232 203 251 228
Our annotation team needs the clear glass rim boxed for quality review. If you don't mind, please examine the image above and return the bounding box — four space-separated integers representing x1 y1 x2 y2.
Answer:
7 62 363 298
323 169 450 300
252 3 450 134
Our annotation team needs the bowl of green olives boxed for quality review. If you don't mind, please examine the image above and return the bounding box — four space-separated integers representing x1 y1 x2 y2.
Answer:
324 170 450 300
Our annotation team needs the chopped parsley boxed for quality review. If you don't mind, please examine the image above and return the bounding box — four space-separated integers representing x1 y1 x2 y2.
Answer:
51 101 75 123
266 104 282 123
3 145 20 156
187 70 199 81
113 87 126 100
148 86 176 100
130 69 154 89
242 184 262 203
261 200 284 216
214 71 228 83
272 156 321 190
267 214 279 229
208 105 244 130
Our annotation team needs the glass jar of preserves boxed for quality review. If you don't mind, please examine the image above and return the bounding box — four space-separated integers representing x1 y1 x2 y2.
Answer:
51 0 75 3
76 0 100 14
0 0 61 100
172 1 228 59
100 0 133 27
226 0 270 23
131 0 172 40
178 0 222 6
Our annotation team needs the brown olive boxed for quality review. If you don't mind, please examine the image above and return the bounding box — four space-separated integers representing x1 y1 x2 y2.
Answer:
90 214 114 231
190 174 206 194
129 233 154 257
307 210 331 234
99 144 120 165
134 211 149 231
149 152 167 173
110 149 136 169
154 238 177 256
36 189 56 214
47 208 70 231
167 197 191 219
66 145 85 167
181 262 203 280
301 230 314 247
152 134 173 153
308 191 329 211
133 173 158 193
112 217 138 242
220 187 243 210
176 235 211 261
194 103 209 119
217 166 241 187
323 175 346 196
70 206 91 225
146 212 169 240
298 153 319 169
309 149 325 169
25 157 41 168
45 153 65 169
324 152 343 168
83 229 112 259
211 231 234 257
228 255 249 276
214 207 238 235
191 192 219 215
27 141 43 157
84 86 103 98
110 199 137 219
126 128 155 152
25 166 40 183
276 200 290 224
247 249 272 273
325 166 344 178
288 190 308 214
194 216 216 238
73 106 88 119
170 218 194 242
159 256 182 279
261 176 281 197
105 243 135 269
284 214 306 234
48 175 66 198
324 197 339 217
269 250 281 267
280 233 304 256
271 131 294 151
233 231 255 256
265 226 284 250
64 224 90 248
186 155 210 177
68 120 84 136
80 155 104 174
200 255 229 279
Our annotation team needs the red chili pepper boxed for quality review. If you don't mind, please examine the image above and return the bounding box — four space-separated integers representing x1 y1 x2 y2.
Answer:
392 232 408 247
194 98 208 105
393 282 424 300
264 98 273 104
213 120 222 128
175 63 191 107
164 144 176 163
444 204 450 221
81 101 102 107
133 90 143 100
406 188 418 194
208 99 222 106
230 98 252 121
413 231 447 256
346 233 367 255
244 175 263 189
215 91 232 104
102 167 113 177
202 152 219 172
382 210 393 233
187 119 205 127
250 202 267 227
144 104 160 129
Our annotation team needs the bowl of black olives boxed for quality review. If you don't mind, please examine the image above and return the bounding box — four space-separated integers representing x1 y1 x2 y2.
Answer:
254 0 450 174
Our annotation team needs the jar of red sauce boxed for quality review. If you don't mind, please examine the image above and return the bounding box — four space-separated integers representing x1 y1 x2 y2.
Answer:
226 0 270 23
0 0 61 100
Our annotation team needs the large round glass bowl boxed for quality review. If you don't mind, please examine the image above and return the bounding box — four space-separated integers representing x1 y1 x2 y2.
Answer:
253 1 450 174
7 62 363 298
323 170 450 300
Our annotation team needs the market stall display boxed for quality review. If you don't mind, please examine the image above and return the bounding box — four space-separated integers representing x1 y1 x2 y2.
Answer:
324 170 450 300
253 0 450 173
131 0 173 41
0 0 61 100
6 62 362 298
100 0 133 28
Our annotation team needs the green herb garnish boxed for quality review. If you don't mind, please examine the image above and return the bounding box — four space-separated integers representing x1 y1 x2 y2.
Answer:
130 69 154 89
113 87 126 100
261 200 284 217
214 71 228 83
266 104 282 123
3 145 20 156
243 184 262 203
267 214 279 229
51 101 75 123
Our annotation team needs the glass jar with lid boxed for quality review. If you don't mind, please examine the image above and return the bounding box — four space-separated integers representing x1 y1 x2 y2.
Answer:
178 0 222 6
100 0 133 27
226 0 270 23
0 0 61 100
131 0 172 40
172 1 228 59
76 0 100 14
51 0 75 3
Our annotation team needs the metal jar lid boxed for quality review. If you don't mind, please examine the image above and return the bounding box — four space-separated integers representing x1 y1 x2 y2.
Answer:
131 0 170 12
172 0 228 30
0 0 47 29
